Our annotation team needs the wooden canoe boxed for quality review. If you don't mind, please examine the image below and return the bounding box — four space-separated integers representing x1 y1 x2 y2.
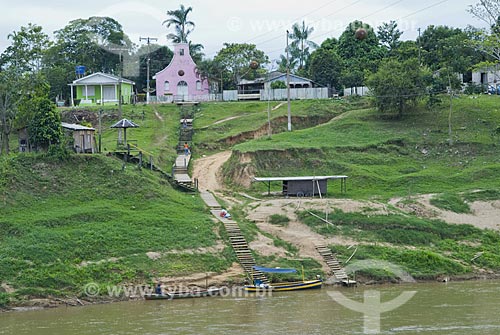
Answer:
244 279 323 292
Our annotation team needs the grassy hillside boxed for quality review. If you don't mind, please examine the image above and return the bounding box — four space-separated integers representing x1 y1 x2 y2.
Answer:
229 95 500 199
2 96 500 306
61 103 181 169
0 154 233 306
193 99 370 154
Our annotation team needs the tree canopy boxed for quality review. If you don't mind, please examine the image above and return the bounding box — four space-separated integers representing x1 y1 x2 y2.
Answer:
214 43 268 89
366 58 431 118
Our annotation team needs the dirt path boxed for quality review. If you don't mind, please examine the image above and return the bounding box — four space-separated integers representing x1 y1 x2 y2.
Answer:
192 151 232 192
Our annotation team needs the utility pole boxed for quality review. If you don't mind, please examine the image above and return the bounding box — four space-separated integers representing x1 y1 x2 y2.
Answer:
417 28 422 66
109 47 128 144
139 36 158 104
286 30 292 132
98 109 102 153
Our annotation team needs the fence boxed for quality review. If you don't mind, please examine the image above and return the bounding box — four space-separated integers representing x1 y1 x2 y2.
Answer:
149 88 329 103
343 86 370 96
260 87 328 100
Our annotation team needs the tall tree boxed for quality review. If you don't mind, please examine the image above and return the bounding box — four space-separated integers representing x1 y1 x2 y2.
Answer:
163 4 195 43
196 59 225 93
337 21 385 88
50 17 132 74
417 25 468 71
127 45 173 94
214 43 268 89
468 0 500 64
0 69 24 155
44 17 132 101
366 58 431 118
288 21 318 71
24 82 62 151
377 21 402 53
0 23 51 73
308 47 343 91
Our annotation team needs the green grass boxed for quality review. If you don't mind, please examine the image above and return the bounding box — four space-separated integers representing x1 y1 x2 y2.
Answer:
0 154 233 299
192 99 370 154
226 95 500 199
430 193 471 213
268 214 290 226
60 104 181 169
330 245 470 280
463 189 500 202
298 209 481 246
299 209 500 279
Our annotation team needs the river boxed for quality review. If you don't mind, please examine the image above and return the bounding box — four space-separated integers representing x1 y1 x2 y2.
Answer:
1 280 499 335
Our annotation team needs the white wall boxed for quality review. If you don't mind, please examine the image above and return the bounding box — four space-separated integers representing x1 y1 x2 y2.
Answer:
343 86 370 96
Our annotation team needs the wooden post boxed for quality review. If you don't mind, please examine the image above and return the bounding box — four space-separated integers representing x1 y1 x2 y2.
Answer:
138 151 143 169
149 155 153 170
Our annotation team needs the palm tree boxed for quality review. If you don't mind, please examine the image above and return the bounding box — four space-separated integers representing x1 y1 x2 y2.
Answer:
163 4 195 43
289 21 318 70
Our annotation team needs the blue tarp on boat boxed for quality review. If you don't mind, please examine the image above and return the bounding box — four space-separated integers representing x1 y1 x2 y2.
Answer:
253 266 297 273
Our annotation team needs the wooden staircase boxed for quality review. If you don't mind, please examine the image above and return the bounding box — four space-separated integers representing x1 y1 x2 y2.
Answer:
315 244 354 285
222 220 268 284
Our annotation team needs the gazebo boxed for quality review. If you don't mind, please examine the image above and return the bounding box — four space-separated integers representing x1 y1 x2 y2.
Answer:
111 118 139 146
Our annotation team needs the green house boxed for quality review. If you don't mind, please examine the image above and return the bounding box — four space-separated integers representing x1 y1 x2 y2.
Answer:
69 72 135 106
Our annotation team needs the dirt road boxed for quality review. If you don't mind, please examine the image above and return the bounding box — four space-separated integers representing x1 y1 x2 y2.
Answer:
192 151 232 192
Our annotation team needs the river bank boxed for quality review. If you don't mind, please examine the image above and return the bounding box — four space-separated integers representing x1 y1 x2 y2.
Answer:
3 271 500 313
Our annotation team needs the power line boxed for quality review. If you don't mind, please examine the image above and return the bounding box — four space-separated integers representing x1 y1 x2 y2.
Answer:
245 0 342 44
204 0 452 59
253 0 364 49
360 0 407 20
399 0 449 20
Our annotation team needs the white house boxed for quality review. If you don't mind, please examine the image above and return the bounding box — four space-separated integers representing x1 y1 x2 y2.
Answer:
471 66 500 87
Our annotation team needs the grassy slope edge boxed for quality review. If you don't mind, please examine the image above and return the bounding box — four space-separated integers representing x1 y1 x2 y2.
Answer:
0 154 234 306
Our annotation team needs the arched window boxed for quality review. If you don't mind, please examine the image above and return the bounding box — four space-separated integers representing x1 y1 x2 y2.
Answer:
164 81 170 91
196 80 202 91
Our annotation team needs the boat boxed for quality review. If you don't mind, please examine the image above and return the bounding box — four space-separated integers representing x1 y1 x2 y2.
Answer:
145 287 222 300
244 266 323 292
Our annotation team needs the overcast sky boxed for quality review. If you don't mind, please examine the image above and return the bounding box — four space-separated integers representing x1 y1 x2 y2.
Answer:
0 0 486 61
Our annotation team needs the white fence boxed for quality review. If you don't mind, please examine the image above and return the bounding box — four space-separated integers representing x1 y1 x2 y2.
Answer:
150 87 329 103
343 86 370 96
260 87 328 100
223 90 238 101
150 94 221 103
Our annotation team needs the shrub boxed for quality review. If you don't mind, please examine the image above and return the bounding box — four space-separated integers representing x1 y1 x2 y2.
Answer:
0 293 10 307
271 81 287 89
430 193 471 213
268 214 290 226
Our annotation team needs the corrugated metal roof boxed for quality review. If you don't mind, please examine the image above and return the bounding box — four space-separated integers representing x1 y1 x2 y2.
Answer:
61 122 95 131
254 176 348 182
70 72 135 85
110 119 139 128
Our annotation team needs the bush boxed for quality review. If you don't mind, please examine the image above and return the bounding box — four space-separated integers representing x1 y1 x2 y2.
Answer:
0 293 10 307
430 193 471 213
45 143 71 161
268 214 290 226
271 81 287 89
464 83 486 95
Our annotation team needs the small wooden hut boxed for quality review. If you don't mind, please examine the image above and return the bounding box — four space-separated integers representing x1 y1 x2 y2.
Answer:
61 122 97 153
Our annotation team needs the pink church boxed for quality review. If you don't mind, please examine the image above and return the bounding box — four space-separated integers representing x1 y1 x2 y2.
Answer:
154 43 209 101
